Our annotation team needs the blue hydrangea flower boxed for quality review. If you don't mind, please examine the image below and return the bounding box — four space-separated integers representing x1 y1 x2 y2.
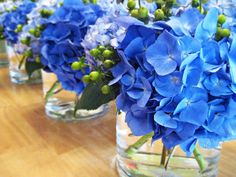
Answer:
40 0 103 94
111 8 236 154
1 0 36 43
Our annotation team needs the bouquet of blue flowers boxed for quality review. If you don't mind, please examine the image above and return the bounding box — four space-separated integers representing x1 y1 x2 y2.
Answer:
39 0 236 173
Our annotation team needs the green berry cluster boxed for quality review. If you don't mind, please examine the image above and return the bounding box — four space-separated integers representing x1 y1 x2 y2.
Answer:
191 0 209 14
127 0 176 22
80 46 117 94
40 9 54 18
71 57 88 71
215 14 231 41
82 0 97 4
14 24 23 33
29 25 44 38
128 0 149 22
90 46 115 69
154 0 176 21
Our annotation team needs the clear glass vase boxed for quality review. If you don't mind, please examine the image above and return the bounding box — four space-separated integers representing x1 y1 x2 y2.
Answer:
0 40 8 67
42 71 109 121
6 43 42 84
116 112 221 177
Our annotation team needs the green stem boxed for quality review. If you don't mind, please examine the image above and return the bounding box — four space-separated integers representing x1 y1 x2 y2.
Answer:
138 0 141 8
125 132 154 157
193 147 207 172
165 146 176 170
160 145 167 166
45 80 60 103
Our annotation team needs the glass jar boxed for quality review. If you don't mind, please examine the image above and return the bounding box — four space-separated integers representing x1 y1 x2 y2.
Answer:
116 112 221 177
42 71 109 121
0 40 8 67
6 43 42 84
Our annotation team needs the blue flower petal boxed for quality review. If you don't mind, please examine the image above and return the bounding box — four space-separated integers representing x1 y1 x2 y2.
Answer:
154 111 177 128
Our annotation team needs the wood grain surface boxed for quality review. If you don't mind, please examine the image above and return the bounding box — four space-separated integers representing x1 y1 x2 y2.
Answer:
0 67 235 177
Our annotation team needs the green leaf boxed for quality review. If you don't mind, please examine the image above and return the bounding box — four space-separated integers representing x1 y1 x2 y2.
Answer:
74 80 119 112
25 60 44 77
45 80 60 103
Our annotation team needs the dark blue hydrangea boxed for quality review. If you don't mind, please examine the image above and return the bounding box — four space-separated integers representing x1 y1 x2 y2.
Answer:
40 0 103 94
1 0 36 43
111 8 236 154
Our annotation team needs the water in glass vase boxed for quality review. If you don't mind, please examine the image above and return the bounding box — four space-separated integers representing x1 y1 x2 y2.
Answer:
42 71 109 121
6 43 42 84
0 40 8 67
116 112 221 177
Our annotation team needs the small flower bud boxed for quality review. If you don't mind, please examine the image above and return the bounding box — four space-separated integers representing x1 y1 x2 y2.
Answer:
34 30 41 38
154 9 165 21
35 56 41 63
218 14 226 25
71 61 82 70
20 37 30 46
127 0 136 10
15 24 23 33
131 9 139 18
221 29 231 38
90 0 97 4
98 46 106 52
104 60 114 69
138 7 148 19
90 48 101 58
24 50 33 58
29 28 36 35
103 49 114 59
101 85 111 95
89 71 101 81
82 75 90 83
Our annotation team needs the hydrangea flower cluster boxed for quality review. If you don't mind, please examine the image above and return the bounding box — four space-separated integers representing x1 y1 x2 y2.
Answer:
18 0 61 62
111 8 236 154
82 16 127 66
40 0 103 94
0 0 36 44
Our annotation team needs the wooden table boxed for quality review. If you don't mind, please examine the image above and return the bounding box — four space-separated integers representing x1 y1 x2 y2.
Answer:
0 67 235 177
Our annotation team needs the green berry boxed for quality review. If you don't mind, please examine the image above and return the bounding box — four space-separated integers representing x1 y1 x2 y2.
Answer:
83 0 89 3
221 29 231 37
154 9 165 21
12 6 17 11
24 50 33 58
29 28 36 35
90 48 101 58
82 75 90 83
127 0 136 10
101 85 111 95
104 60 114 69
34 30 41 38
90 0 97 4
131 9 139 18
15 24 23 33
89 71 100 81
98 46 106 52
138 7 148 19
20 37 30 46
218 14 226 25
103 49 114 59
35 56 41 63
71 61 82 70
